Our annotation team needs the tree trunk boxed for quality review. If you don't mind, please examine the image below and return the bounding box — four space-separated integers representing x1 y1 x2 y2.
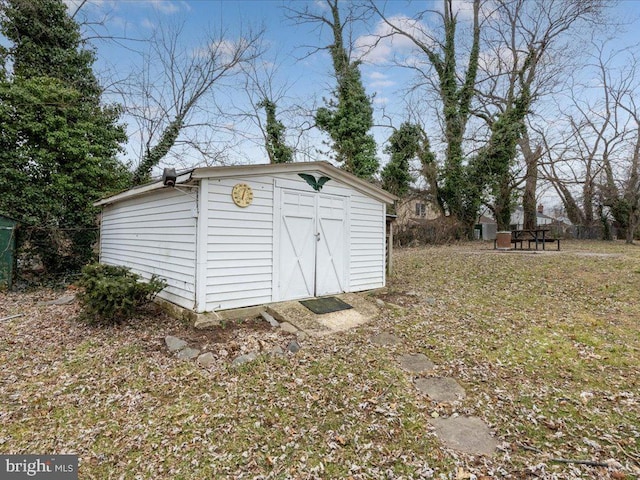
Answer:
583 181 595 226
520 134 541 230
625 220 634 243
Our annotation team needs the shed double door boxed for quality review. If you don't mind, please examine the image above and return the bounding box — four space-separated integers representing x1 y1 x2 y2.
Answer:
276 188 348 301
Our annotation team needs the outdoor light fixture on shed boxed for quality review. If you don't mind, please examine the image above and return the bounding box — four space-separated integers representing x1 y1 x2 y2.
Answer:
162 168 177 187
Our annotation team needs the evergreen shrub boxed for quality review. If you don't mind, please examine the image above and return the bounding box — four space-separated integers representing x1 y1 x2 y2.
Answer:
77 263 166 324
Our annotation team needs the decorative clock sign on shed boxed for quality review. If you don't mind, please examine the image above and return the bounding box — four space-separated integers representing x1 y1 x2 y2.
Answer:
231 183 253 207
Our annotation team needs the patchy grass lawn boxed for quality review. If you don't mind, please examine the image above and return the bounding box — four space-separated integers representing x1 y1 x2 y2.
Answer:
1 240 638 479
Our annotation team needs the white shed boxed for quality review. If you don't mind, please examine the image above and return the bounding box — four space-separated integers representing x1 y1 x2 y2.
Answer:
95 162 397 313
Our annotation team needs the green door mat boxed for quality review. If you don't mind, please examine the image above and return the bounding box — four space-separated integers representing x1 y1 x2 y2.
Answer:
300 297 353 315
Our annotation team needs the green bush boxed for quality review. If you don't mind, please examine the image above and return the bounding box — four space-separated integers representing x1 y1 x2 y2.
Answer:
77 263 167 324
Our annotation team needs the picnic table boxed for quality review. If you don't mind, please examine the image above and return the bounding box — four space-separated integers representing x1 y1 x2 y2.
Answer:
510 228 560 251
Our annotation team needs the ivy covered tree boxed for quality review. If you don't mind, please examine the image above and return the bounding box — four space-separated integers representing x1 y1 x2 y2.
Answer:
258 98 293 163
295 0 378 179
381 122 424 196
0 0 129 274
370 0 480 231
474 79 531 231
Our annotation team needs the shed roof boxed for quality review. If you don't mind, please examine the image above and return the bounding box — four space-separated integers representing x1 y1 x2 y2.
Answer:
95 161 398 207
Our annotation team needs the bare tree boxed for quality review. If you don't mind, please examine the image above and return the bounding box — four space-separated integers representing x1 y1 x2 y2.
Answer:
540 41 636 240
230 56 305 163
599 49 640 243
119 20 264 185
474 0 605 230
367 0 607 233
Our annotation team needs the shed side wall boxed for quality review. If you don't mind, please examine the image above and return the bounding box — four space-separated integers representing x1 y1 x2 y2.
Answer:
349 192 386 291
100 188 197 309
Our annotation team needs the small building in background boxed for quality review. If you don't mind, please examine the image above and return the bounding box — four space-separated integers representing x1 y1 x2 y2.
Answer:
475 215 497 240
509 204 555 230
475 204 570 240
394 190 440 229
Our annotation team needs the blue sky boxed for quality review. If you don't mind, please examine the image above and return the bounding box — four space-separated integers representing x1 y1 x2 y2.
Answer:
67 0 640 186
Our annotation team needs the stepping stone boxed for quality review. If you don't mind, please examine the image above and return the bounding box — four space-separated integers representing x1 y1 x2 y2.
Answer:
415 377 466 402
370 332 402 346
397 353 435 373
429 416 498 456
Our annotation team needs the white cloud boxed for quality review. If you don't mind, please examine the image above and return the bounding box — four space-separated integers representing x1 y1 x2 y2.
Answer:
371 79 396 88
150 0 180 15
191 38 255 71
63 0 104 10
354 15 434 65
374 96 389 105
366 71 396 89
140 17 155 30
369 71 387 80
313 0 330 11
435 0 500 22
63 0 110 17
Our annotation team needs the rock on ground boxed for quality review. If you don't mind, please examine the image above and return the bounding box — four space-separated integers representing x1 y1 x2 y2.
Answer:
261 311 280 327
197 352 216 368
269 346 285 356
38 295 76 306
232 352 258 366
165 335 187 352
287 340 301 353
194 316 220 330
177 347 200 360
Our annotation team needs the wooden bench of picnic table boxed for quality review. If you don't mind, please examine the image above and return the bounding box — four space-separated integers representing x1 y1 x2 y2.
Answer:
514 229 560 251
494 229 560 250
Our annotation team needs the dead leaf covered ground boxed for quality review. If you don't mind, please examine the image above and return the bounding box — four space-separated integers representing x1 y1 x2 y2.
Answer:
0 240 639 479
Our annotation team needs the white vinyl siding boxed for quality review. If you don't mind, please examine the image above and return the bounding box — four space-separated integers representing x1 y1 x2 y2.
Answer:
100 188 197 309
205 176 275 311
349 192 385 291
